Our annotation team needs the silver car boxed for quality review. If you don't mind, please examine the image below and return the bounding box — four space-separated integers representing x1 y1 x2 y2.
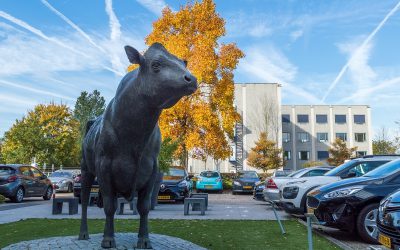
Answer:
263 167 332 203
48 170 80 193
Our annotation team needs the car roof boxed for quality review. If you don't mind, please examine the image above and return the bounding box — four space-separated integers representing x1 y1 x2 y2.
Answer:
352 155 400 161
0 164 33 169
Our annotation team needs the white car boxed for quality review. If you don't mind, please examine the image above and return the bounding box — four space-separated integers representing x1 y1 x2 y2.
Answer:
263 167 332 203
280 155 400 215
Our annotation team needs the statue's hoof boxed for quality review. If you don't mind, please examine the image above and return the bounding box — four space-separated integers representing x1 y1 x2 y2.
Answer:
101 237 116 248
136 237 152 249
78 232 89 240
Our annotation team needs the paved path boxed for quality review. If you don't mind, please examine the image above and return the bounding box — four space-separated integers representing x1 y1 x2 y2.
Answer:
3 233 207 250
0 193 291 224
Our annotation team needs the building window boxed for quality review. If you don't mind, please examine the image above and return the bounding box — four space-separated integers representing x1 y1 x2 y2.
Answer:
355 133 366 142
336 133 347 141
298 151 310 160
316 114 328 124
317 133 328 142
284 151 291 160
298 132 309 142
317 151 329 160
282 132 291 143
282 114 290 123
356 151 367 157
297 114 309 123
335 115 346 124
354 115 365 124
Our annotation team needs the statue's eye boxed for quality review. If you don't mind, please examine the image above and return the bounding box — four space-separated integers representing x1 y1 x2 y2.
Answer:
152 61 161 72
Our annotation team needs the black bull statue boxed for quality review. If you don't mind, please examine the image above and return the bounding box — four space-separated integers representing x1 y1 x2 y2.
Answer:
78 43 197 249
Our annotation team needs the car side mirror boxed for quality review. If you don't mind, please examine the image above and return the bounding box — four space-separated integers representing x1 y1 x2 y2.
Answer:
345 172 356 179
188 174 194 179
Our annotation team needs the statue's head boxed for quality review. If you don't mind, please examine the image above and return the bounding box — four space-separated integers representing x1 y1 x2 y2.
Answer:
124 43 197 109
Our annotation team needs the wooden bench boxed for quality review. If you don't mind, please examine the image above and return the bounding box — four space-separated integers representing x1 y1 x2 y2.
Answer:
190 193 208 210
116 197 138 215
184 198 205 215
52 197 79 215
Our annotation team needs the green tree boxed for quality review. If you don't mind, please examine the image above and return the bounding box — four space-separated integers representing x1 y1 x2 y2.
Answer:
158 137 178 173
2 103 80 167
247 132 284 172
0 137 4 164
327 138 357 166
73 90 105 141
373 127 397 154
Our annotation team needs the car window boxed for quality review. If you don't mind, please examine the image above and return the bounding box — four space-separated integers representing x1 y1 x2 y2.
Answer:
364 159 400 178
200 171 219 178
287 169 308 177
19 166 32 177
50 172 72 178
303 169 329 177
388 174 400 184
238 171 258 178
31 167 43 178
165 168 185 177
340 161 389 178
0 167 15 175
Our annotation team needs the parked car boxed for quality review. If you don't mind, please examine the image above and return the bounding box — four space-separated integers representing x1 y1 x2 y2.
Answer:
253 180 265 201
307 158 400 243
49 170 80 193
263 167 332 203
158 167 193 201
232 170 260 194
280 155 400 214
271 169 293 177
196 171 223 192
0 164 53 203
377 189 400 249
73 174 99 203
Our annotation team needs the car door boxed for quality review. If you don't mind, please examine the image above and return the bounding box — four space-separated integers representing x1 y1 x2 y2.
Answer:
30 167 46 196
19 166 35 197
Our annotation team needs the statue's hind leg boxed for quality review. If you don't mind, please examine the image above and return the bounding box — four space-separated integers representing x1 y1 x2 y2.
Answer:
98 171 117 248
79 160 95 240
136 160 157 249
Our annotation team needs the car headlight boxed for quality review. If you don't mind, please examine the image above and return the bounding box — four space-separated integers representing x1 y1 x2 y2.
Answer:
286 180 307 185
323 187 363 199
233 181 242 186
178 181 188 187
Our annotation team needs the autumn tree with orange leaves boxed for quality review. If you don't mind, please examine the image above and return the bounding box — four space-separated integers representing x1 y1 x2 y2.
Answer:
128 0 244 167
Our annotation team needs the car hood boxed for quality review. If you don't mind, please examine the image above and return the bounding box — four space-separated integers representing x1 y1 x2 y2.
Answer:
49 177 70 183
386 190 400 203
318 176 376 193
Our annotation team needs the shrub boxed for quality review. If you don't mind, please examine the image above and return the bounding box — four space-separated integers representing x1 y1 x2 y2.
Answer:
0 194 5 204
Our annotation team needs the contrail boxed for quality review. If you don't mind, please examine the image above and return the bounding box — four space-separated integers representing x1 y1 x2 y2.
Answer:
322 1 400 102
0 10 123 76
41 0 106 53
105 0 121 41
0 79 75 101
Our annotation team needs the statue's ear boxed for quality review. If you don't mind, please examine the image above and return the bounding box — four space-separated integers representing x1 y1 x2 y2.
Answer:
124 45 144 65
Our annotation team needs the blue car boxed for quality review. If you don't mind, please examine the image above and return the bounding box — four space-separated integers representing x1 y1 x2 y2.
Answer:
196 171 223 193
232 170 260 194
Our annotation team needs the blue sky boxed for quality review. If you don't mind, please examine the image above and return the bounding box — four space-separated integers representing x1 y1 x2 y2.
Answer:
0 0 400 138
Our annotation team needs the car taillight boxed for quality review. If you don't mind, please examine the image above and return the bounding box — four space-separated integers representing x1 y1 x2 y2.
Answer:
266 179 278 189
7 175 17 183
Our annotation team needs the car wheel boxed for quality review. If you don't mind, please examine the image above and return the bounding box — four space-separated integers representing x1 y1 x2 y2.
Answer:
232 191 236 195
357 203 379 243
12 187 24 203
43 186 53 200
67 183 73 193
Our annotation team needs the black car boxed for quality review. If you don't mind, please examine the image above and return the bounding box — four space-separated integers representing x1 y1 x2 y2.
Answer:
253 180 265 201
73 174 99 203
307 158 400 243
0 164 53 202
232 170 260 194
158 167 193 201
377 189 400 249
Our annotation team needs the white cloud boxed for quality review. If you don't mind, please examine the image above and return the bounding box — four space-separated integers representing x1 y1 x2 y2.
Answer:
135 0 169 16
248 23 272 38
290 29 303 41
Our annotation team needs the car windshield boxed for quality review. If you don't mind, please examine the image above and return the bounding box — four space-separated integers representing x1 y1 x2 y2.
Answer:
287 169 308 177
50 172 72 178
200 171 219 178
324 160 357 176
238 171 258 178
165 168 185 177
0 167 15 175
363 159 400 178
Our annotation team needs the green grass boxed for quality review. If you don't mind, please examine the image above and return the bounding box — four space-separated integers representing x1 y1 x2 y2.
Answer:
0 219 339 249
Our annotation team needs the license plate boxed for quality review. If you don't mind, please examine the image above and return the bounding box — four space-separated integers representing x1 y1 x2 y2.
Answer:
158 195 170 200
205 185 213 189
244 185 252 189
379 233 391 248
90 188 99 193
307 207 315 214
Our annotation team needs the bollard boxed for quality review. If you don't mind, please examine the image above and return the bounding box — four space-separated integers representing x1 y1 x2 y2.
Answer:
307 216 313 250
52 184 56 199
